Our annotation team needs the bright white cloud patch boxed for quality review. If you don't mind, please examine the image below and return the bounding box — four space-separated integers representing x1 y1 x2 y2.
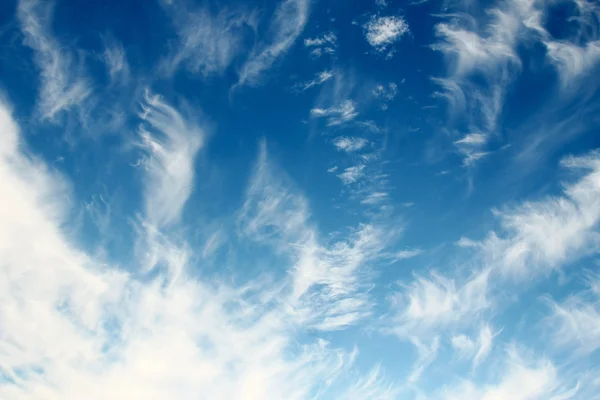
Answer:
363 15 409 55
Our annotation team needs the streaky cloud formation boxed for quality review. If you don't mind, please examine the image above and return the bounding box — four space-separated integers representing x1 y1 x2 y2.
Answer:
137 90 204 228
17 0 91 120
237 0 309 87
160 0 257 77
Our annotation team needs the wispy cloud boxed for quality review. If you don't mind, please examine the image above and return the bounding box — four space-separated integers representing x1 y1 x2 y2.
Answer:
294 69 334 91
540 0 600 89
386 269 491 338
332 136 368 153
360 191 389 205
462 150 600 280
102 36 130 85
452 325 498 370
454 133 490 166
17 0 91 120
160 1 256 77
137 90 204 228
237 0 309 87
304 31 337 58
238 142 400 331
372 82 398 110
337 164 366 185
545 272 600 355
310 100 359 126
437 346 579 400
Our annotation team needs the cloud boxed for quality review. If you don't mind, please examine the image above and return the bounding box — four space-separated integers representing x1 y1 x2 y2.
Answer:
136 90 204 228
545 272 600 355
388 248 423 262
304 32 337 58
294 70 334 91
237 0 309 87
17 0 91 120
407 337 440 383
438 346 579 400
544 39 600 89
310 100 359 126
363 15 409 55
0 96 393 400
361 191 389 205
431 0 526 143
336 364 400 399
464 150 600 280
337 164 366 185
102 37 130 85
539 0 600 89
160 1 256 77
386 269 491 338
373 82 398 110
332 136 368 153
454 133 490 166
238 142 405 332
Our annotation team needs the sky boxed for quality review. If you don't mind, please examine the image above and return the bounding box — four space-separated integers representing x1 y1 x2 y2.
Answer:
0 0 600 398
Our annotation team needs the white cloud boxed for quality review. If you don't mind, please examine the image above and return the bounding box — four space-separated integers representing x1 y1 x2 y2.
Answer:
304 32 337 58
336 364 400 399
304 32 337 47
438 346 578 400
17 0 91 120
295 70 334 91
466 150 600 279
363 15 409 54
237 0 309 87
0 96 393 400
539 0 600 88
160 2 256 77
361 191 389 205
472 324 496 369
102 37 130 85
137 90 204 228
310 100 359 126
332 136 368 153
546 272 600 355
237 142 399 331
337 164 366 185
544 40 600 88
431 1 525 139
373 83 398 110
454 133 490 167
386 269 491 338
408 337 440 383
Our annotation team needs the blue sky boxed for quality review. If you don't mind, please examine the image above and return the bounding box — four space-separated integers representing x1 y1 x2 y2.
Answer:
1 0 600 398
